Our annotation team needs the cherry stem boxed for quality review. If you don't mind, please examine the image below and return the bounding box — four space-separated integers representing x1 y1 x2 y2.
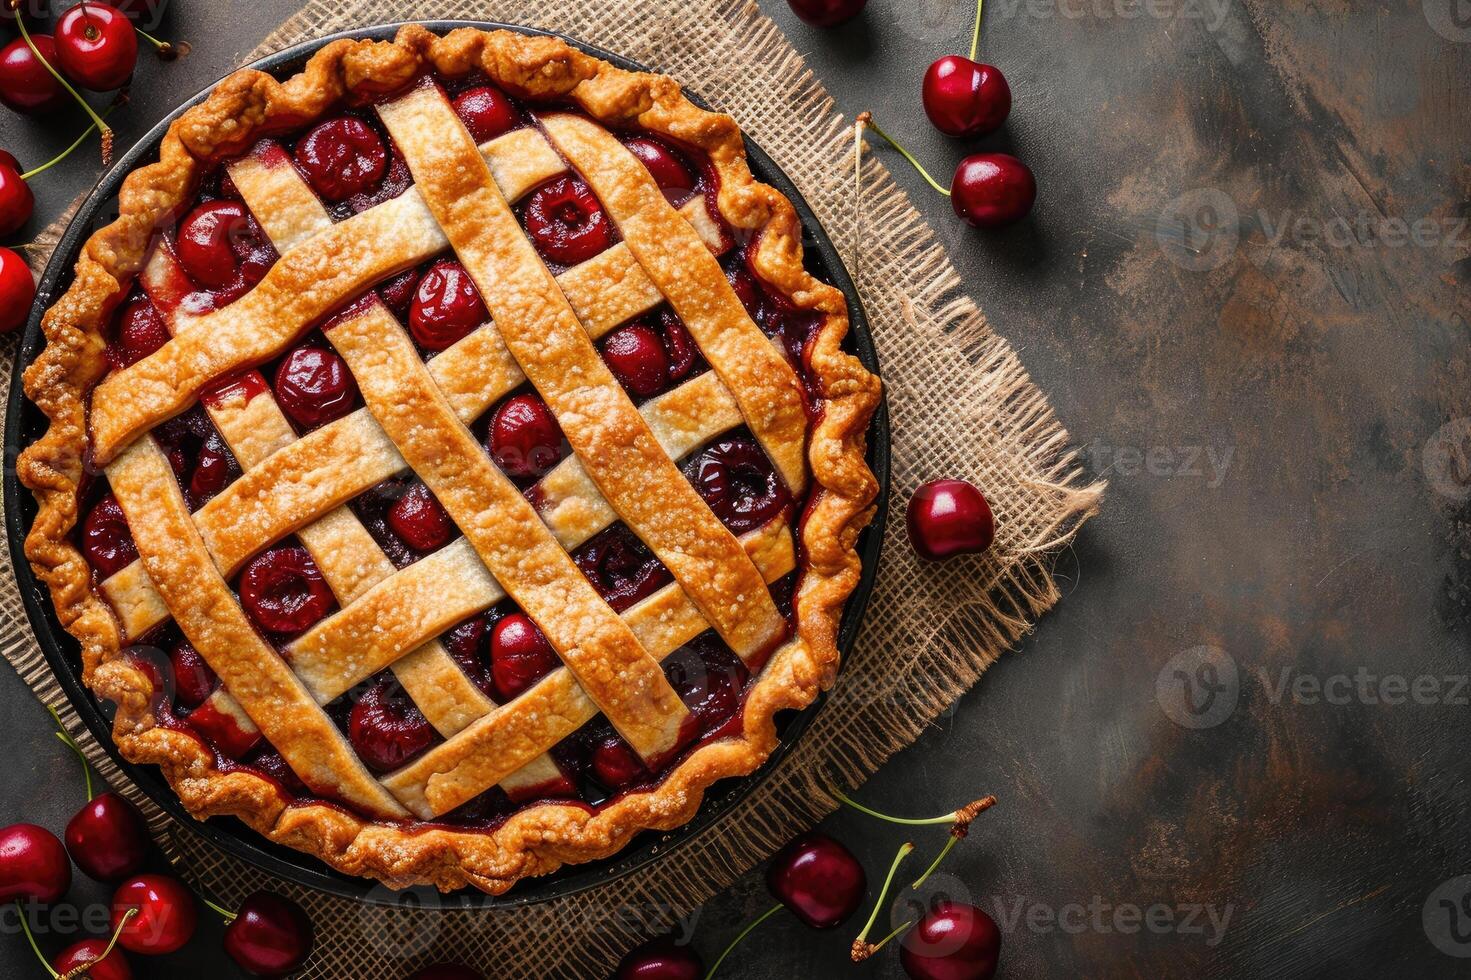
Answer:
835 790 996 830
910 835 959 891
59 907 136 980
10 10 114 166
16 900 57 980
136 27 178 60
969 0 986 62
704 902 781 979
857 115 951 198
202 895 238 924
48 704 94 802
851 841 914 962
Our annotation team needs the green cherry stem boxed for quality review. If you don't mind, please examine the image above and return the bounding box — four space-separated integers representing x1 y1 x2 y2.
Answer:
19 899 137 980
704 902 782 980
911 836 960 891
48 705 94 802
969 0 986 61
8 4 114 165
19 118 104 181
834 790 996 830
202 895 238 923
855 114 951 197
136 27 183 61
850 840 914 962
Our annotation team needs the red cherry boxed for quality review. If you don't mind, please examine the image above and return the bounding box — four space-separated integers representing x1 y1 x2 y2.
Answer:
906 478 994 561
238 546 334 634
765 832 865 929
571 524 667 612
348 676 435 772
950 153 1035 229
65 792 147 882
387 481 453 552
55 2 139 92
523 176 614 266
293 117 387 202
785 0 868 27
187 430 241 509
681 435 790 533
0 160 34 237
490 613 558 702
0 246 35 333
111 874 197 955
175 200 256 288
590 730 650 790
922 57 1010 138
602 322 670 398
613 936 704 980
51 937 132 980
0 823 72 903
169 640 217 709
488 392 564 480
899 901 1001 980
82 493 138 578
377 266 418 316
408 258 486 350
452 85 520 143
409 966 483 980
110 294 170 367
274 345 358 429
442 614 493 696
653 308 701 381
223 890 314 977
622 136 695 200
666 636 748 735
0 35 67 114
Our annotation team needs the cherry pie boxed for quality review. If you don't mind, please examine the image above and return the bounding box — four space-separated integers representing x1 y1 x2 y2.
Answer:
19 25 880 893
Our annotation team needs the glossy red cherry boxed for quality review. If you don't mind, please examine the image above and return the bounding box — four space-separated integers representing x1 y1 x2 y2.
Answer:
786 0 868 27
0 245 35 333
922 57 1010 138
239 546 334 634
590 730 650 791
653 309 701 381
452 85 520 143
82 493 138 578
51 937 132 980
442 614 492 695
349 676 435 772
175 200 259 289
188 430 241 508
223 890 314 977
55 2 139 92
169 640 217 709
622 136 695 200
112 874 197 955
293 117 387 202
613 936 703 980
0 35 67 114
899 901 1001 980
387 481 453 552
109 294 169 366
666 636 748 735
572 524 667 612
524 176 613 266
65 792 147 883
602 322 670 398
682 436 790 533
906 478 994 561
488 392 564 480
490 612 558 702
377 266 419 316
0 159 34 237
274 345 358 429
409 965 483 980
0 823 71 903
765 832 865 929
409 258 487 350
951 153 1035 228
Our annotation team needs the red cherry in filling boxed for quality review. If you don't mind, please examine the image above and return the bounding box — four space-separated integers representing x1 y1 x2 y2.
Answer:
572 525 667 612
622 136 695 199
169 640 217 709
951 153 1035 229
490 613 558 702
0 246 35 334
222 890 315 977
174 200 258 289
293 117 387 202
488 392 564 480
602 322 670 398
64 792 147 883
682 436 790 534
55 2 139 92
654 309 700 381
274 345 358 429
613 936 704 980
666 637 749 735
409 965 483 980
51 937 132 980
442 614 492 695
765 832 865 929
377 266 419 316
188 430 241 509
112 874 197 954
0 823 71 903
786 0 868 27
591 730 650 791
409 258 487 350
922 57 1010 139
906 478 994 561
349 676 435 772
110 294 170 366
0 36 67 114
452 85 520 143
239 546 333 634
899 901 1001 980
387 481 453 551
524 176 613 266
83 493 138 578
0 159 34 237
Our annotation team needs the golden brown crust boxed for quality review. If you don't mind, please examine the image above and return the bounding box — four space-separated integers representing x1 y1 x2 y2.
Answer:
18 24 881 893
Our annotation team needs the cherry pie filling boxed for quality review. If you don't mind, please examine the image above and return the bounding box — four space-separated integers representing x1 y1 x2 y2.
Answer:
74 72 842 832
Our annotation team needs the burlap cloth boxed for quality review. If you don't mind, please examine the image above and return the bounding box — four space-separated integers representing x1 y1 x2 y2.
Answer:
2 0 1103 975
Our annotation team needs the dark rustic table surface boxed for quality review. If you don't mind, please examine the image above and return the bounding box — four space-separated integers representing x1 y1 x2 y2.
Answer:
2 2 1468 977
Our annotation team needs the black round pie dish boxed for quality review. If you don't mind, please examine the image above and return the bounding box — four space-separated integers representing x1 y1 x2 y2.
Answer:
3 20 889 908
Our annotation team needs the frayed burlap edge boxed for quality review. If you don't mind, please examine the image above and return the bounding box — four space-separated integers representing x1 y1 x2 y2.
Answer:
1 1 1102 976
